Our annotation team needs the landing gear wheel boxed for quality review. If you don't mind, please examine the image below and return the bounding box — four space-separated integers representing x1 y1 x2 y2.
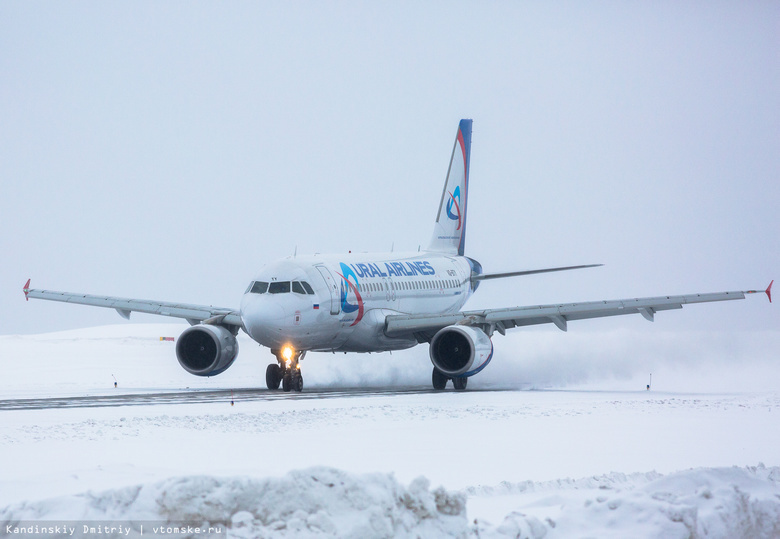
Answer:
453 376 468 391
272 349 307 393
432 368 448 390
266 364 282 390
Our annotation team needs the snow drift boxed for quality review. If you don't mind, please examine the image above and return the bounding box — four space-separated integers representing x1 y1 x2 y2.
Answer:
3 465 779 538
1 467 466 538
472 464 780 538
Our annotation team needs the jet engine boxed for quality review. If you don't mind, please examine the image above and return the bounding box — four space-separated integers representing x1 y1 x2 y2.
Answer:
176 325 239 376
429 325 493 377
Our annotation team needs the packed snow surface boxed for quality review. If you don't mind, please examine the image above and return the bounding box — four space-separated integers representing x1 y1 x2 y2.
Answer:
1 324 779 537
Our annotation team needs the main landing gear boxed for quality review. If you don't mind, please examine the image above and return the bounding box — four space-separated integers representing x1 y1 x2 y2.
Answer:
432 368 468 391
267 348 306 392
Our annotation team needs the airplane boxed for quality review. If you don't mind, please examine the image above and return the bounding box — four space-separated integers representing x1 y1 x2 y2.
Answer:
23 119 773 392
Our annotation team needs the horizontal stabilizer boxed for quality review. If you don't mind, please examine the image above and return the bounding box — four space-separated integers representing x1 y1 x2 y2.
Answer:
472 264 603 282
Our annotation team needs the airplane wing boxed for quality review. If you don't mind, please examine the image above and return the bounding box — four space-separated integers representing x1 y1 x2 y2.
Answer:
385 283 773 341
23 280 242 328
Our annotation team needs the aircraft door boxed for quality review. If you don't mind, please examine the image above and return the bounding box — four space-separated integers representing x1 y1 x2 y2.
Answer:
382 277 399 309
315 265 340 315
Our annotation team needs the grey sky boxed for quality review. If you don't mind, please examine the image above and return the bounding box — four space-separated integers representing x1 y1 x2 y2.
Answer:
2 2 777 337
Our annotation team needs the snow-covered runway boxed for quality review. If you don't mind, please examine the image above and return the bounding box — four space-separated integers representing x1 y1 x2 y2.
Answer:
0 387 450 411
1 325 779 537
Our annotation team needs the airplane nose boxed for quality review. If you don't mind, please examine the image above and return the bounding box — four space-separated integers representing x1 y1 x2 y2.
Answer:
241 298 286 343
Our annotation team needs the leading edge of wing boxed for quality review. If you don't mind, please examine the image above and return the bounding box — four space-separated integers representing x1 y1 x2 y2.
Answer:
24 283 241 327
385 287 768 337
472 263 603 281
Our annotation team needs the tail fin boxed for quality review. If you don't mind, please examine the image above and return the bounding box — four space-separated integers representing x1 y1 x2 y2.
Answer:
428 119 472 256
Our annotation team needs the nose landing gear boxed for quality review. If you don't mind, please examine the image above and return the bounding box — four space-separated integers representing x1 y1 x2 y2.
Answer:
267 348 306 392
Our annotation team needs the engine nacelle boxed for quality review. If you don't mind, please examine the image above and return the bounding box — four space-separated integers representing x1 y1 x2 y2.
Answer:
429 325 493 377
176 325 239 376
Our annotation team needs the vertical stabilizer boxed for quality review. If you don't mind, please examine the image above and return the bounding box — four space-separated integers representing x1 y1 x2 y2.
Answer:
428 119 472 256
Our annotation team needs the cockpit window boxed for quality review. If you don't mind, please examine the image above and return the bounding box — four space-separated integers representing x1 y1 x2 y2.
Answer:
268 281 291 294
292 281 306 294
248 281 269 294
301 281 314 294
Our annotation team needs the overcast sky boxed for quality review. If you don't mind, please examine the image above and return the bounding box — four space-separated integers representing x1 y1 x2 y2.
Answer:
2 2 777 340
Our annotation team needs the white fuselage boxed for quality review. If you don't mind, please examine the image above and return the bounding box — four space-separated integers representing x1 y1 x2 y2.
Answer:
240 251 474 353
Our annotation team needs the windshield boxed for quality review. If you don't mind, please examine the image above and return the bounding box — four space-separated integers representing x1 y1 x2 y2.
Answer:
268 281 291 294
246 281 269 294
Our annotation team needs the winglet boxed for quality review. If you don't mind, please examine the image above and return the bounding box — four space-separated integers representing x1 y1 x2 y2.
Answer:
766 280 773 303
23 279 30 301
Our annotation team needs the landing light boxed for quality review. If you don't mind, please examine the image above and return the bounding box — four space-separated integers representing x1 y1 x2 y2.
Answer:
282 346 294 361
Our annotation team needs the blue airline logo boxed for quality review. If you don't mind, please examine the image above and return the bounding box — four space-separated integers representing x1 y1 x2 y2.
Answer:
336 262 364 326
335 260 437 326
341 260 436 279
446 185 462 231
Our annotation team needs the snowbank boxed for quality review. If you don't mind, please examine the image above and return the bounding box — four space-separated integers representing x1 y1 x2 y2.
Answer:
472 464 780 538
1 467 466 538
2 465 779 538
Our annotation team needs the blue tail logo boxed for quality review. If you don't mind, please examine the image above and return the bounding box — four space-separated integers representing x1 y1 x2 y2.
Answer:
446 186 462 231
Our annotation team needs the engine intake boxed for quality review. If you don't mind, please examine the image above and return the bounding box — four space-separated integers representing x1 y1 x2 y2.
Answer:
429 325 493 377
176 325 239 376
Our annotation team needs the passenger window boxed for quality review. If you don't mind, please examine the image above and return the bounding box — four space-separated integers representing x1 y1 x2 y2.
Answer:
292 281 306 294
301 281 315 294
268 281 291 294
250 281 269 294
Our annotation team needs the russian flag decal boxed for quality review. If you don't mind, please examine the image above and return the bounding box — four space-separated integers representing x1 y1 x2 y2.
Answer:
313 304 319 310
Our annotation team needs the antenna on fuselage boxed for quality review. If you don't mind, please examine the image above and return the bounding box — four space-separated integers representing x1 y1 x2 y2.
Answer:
391 242 394 253
294 245 297 258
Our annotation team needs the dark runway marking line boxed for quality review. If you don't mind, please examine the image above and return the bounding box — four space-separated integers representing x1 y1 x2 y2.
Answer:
0 386 471 411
